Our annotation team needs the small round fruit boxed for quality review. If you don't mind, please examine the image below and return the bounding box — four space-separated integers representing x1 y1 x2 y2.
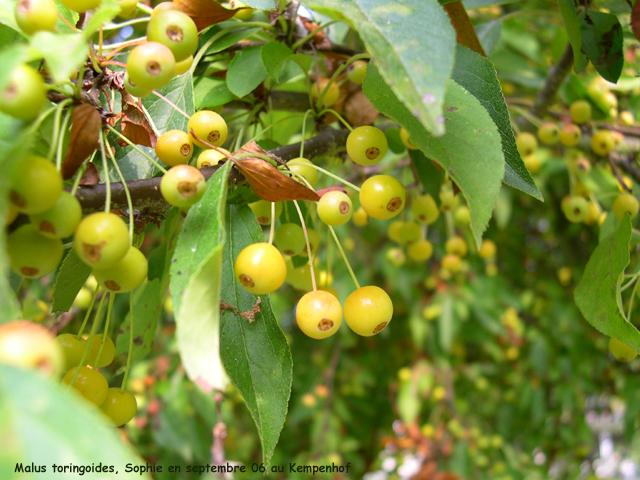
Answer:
523 154 540 174
439 189 459 212
6 204 18 226
574 157 591 175
100 388 138 426
397 221 421 245
248 200 283 225
160 164 207 208
387 220 403 243
234 242 287 294
15 0 58 34
55 333 87 371
286 261 316 291
296 290 343 339
399 127 418 150
478 239 496 259
359 175 405 220
230 0 254 20
117 0 138 17
317 191 353 226
609 337 637 362
93 246 148 293
275 223 305 256
151 1 181 18
0 321 63 375
7 224 63 278
352 206 368 227
412 194 439 224
515 132 537 157
298 228 320 257
346 126 388 166
147 9 198 62
441 254 462 273
446 236 468 257
612 193 639 220
10 155 62 214
196 148 229 168
407 240 433 262
537 122 560 145
591 130 615 155
62 366 108 406
310 78 340 107
620 111 635 126
60 0 101 13
386 247 405 267
188 110 228 148
126 42 176 91
29 191 82 239
570 100 592 124
559 124 581 147
347 60 367 84
287 158 318 187
85 334 116 368
74 212 130 269
562 195 589 223
0 64 47 121
155 129 193 166
174 55 193 75
123 71 152 98
343 286 393 336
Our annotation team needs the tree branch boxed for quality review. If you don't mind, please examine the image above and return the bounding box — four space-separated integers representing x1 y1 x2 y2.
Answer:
527 43 574 121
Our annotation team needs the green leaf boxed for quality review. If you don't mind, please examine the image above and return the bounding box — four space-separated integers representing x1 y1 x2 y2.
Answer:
288 54 312 73
202 27 260 55
53 0 79 33
300 0 456 136
171 162 233 392
578 9 623 83
226 45 267 98
51 249 92 313
220 204 292 468
397 380 420 424
475 20 502 56
0 0 23 35
462 0 519 7
261 41 293 82
0 364 151 479
241 0 277 8
574 216 640 353
411 150 444 199
81 0 120 39
363 64 504 247
30 32 88 84
194 77 235 109
452 45 542 201
557 0 588 73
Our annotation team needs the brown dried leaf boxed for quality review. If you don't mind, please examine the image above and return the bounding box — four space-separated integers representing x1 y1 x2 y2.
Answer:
220 298 262 323
232 142 320 202
344 91 378 127
120 91 157 148
62 104 101 180
316 186 347 197
174 0 240 31
633 0 640 42
79 162 100 185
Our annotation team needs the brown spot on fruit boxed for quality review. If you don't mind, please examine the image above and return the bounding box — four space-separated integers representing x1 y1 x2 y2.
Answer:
201 161 211 167
166 25 184 42
339 201 350 214
17 0 30 13
366 147 380 160
21 266 39 277
82 241 106 263
177 181 197 197
9 190 26 209
283 249 295 255
239 273 254 288
318 318 334 331
373 322 388 334
257 216 269 224
147 61 161 76
104 280 121 291
207 130 221 143
38 221 56 235
180 143 191 157
387 197 402 212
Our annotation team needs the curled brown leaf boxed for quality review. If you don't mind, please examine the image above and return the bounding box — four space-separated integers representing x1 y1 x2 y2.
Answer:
120 91 157 148
62 104 102 180
174 0 241 31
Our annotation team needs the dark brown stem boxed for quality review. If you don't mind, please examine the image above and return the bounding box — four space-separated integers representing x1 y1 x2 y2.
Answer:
608 156 633 193
613 153 640 185
527 43 574 121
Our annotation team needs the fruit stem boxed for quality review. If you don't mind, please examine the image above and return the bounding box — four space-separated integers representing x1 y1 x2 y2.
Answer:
292 162 361 192
509 105 543 128
105 124 168 174
135 2 153 14
102 17 152 33
314 53 371 110
445 211 455 240
328 226 361 290
151 90 191 120
628 275 639 323
291 20 338 51
100 60 127 68
99 132 112 213
57 13 80 32
102 37 147 58
88 45 103 74
316 108 354 132
293 200 317 291
77 285 100 339
121 292 135 394
233 151 279 168
299 109 314 158
268 202 276 245
93 293 115 368
48 99 72 164
105 132 135 243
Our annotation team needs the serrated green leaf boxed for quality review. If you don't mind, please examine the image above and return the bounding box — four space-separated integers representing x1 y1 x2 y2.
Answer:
558 0 588 73
227 45 267 98
363 64 504 247
194 77 234 109
51 249 92 313
30 32 87 83
220 204 292 468
288 53 312 73
475 19 501 56
0 364 150 479
82 0 120 39
411 150 444 199
261 41 293 82
452 45 542 201
578 9 623 83
202 27 260 55
171 162 233 392
575 216 640 353
301 0 456 136
241 0 277 9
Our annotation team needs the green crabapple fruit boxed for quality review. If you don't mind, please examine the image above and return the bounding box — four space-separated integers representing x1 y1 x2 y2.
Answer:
61 0 102 12
412 194 439 224
523 154 540 174
123 72 151 98
537 122 560 146
29 191 82 239
0 321 63 375
229 0 254 20
174 55 193 75
126 41 176 91
445 236 468 257
441 254 462 273
515 132 537 157
286 261 315 291
10 155 62 214
147 9 198 62
7 224 63 278
612 193 639 220
397 221 421 245
343 286 393 336
296 290 343 339
387 220 403 243
400 127 418 150
188 110 228 148
454 205 470 226
287 158 318 187
561 195 589 223
275 223 305 256
0 64 47 121
591 130 615 156
352 206 368 227
620 111 635 126
155 129 193 166
347 60 367 84
478 239 496 259
15 0 58 34
248 200 282 225
234 242 287 294
55 333 87 371
317 190 353 226
160 164 206 208
151 1 181 17
386 247 406 267
62 366 109 407
570 100 592 124
100 388 138 427
346 126 388 166
609 337 637 362
407 240 433 262
439 188 459 212
197 148 229 168
310 78 340 107
85 334 116 368
559 124 581 147
298 228 320 258
74 212 130 269
93 246 148 293
359 175 405 220
117 0 138 16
